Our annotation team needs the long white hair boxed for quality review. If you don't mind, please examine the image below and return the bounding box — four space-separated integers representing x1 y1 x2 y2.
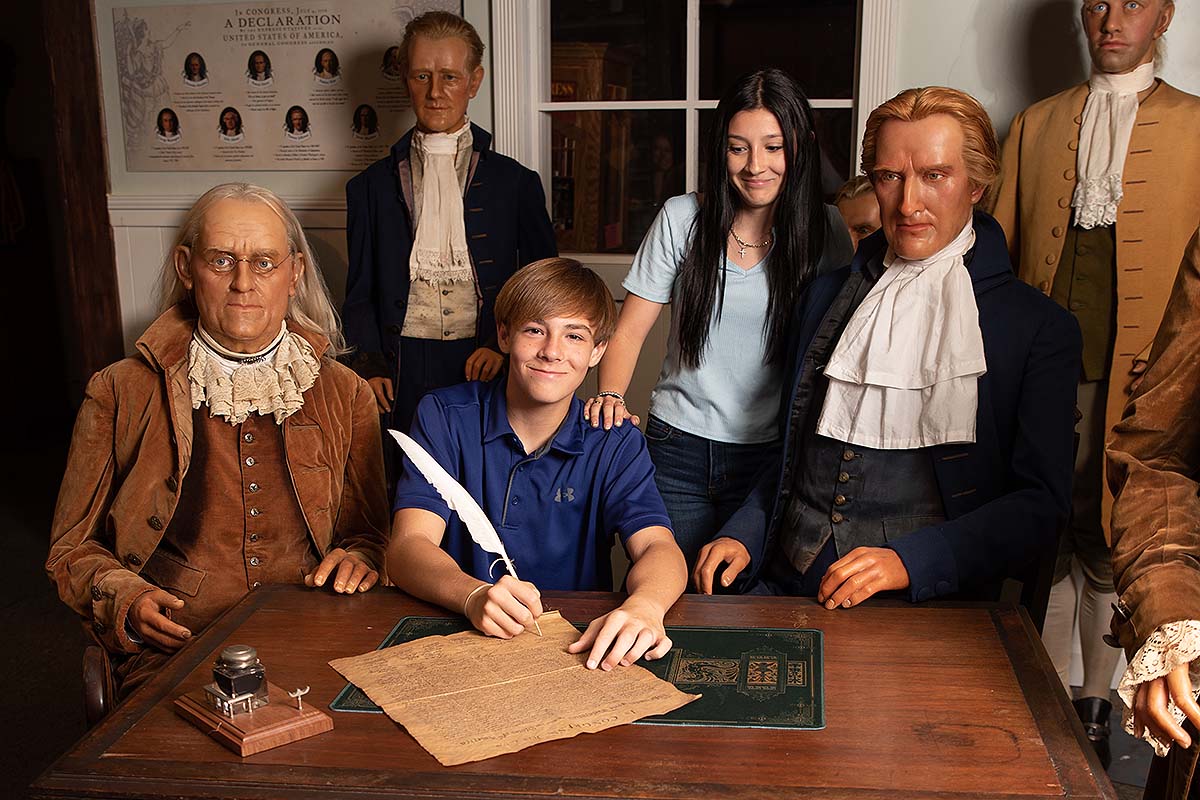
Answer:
157 183 346 355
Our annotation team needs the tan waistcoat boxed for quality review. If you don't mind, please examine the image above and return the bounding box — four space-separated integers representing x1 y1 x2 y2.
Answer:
990 79 1200 538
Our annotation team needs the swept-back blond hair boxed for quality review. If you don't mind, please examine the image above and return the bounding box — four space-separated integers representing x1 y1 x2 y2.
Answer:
157 182 346 354
860 86 1000 206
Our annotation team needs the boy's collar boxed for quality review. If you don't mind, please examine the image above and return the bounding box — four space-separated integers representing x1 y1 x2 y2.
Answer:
482 375 586 456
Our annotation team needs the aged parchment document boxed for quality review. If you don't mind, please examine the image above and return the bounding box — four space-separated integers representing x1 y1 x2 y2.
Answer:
329 611 698 765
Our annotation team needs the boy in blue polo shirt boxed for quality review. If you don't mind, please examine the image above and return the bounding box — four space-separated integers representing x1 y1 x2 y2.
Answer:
386 258 686 670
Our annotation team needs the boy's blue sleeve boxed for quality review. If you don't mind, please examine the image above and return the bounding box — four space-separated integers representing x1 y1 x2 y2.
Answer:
391 394 456 521
600 429 674 544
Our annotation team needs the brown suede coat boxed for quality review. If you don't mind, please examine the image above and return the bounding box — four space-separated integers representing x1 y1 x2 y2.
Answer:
46 305 389 654
1107 230 1200 798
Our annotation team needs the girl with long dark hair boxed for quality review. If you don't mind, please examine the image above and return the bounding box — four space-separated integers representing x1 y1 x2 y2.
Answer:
585 68 852 571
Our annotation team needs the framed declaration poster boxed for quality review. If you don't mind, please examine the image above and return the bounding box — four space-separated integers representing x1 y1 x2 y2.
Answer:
110 0 458 172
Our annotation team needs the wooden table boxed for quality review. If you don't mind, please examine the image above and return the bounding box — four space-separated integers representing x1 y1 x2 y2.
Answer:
32 586 1116 799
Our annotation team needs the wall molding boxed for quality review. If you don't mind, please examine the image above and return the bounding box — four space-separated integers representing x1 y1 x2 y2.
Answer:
107 194 347 228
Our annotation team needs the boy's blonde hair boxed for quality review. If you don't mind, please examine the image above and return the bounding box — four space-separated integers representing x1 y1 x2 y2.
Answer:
495 258 617 344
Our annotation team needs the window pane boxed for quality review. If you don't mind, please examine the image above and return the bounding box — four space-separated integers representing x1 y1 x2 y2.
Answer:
550 1 686 102
699 0 857 100
550 111 685 253
698 108 854 200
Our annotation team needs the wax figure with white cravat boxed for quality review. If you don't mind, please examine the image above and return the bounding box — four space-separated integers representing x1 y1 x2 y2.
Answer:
990 0 1200 764
694 88 1079 613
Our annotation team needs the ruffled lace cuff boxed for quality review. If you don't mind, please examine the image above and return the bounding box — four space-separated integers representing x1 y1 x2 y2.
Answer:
1117 620 1200 757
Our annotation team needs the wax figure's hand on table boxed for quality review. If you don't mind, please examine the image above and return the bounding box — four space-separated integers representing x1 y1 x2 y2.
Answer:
568 596 672 670
464 347 505 381
464 574 543 638
817 546 910 609
584 394 639 430
692 537 751 594
129 588 192 651
1133 663 1200 749
305 548 379 593
368 377 393 414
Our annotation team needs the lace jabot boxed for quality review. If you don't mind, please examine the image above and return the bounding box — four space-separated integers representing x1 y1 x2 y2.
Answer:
187 322 321 425
1072 63 1155 229
1118 619 1200 756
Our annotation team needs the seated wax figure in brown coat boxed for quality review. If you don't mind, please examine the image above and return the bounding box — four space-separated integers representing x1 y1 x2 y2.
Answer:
47 183 390 698
1108 229 1200 800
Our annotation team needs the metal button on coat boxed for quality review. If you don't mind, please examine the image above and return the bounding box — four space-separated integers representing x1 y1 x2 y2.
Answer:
252 581 262 589
442 309 451 316
166 475 178 492
842 449 855 462
838 472 849 483
250 508 261 517
91 586 103 601
249 482 260 493
249 533 259 542
148 515 163 531
834 494 847 506
831 512 844 524
243 432 255 443
245 457 256 467
249 557 260 566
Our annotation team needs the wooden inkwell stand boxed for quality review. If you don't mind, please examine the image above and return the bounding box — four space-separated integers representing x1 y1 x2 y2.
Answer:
173 643 332 757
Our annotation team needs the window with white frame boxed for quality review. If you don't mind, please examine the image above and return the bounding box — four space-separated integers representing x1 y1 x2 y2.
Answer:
497 0 860 258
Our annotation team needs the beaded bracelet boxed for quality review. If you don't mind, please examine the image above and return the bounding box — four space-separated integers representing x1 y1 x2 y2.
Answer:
594 391 626 405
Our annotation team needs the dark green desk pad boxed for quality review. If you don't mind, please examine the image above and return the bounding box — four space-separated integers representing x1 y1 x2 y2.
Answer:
330 616 824 729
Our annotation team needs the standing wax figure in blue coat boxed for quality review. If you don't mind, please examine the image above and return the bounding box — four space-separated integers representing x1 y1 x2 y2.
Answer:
342 11 557 433
694 87 1082 608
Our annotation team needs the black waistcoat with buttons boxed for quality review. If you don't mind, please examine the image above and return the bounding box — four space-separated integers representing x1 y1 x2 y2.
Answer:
777 370 946 579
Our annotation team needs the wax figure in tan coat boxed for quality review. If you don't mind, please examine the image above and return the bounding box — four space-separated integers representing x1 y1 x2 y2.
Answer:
990 0 1200 765
47 184 389 698
1108 229 1200 800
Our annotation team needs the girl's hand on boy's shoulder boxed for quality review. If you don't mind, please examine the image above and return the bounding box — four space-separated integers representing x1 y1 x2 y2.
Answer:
584 394 640 430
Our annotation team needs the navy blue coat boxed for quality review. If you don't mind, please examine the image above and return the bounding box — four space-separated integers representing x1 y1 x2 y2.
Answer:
342 124 557 379
719 211 1081 602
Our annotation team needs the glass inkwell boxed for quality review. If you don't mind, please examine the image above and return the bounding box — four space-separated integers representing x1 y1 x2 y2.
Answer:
203 644 270 717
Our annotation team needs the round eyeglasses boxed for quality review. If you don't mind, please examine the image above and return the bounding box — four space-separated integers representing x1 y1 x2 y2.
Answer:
200 250 295 276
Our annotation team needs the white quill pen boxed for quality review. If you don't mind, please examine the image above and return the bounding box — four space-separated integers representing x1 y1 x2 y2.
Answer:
388 428 541 635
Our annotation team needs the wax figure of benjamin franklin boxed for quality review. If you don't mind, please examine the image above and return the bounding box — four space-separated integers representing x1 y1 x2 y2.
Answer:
47 183 389 698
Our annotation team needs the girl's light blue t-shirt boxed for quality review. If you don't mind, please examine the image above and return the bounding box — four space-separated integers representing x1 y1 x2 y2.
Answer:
622 193 851 444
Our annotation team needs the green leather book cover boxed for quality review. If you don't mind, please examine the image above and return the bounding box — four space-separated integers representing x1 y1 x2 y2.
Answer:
331 616 824 730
